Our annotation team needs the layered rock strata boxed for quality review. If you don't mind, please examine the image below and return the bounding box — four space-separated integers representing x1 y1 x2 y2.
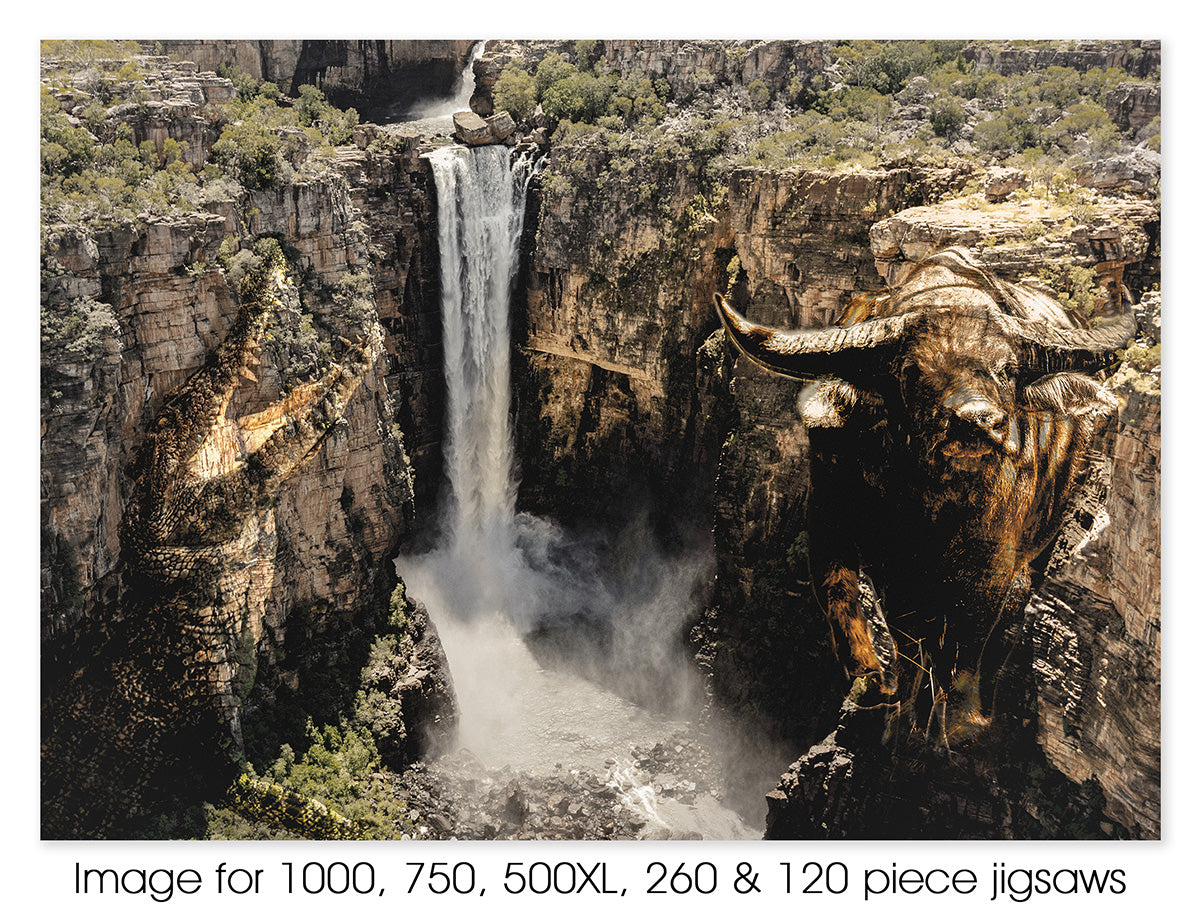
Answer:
40 63 456 835
961 40 1160 79
519 143 1159 836
512 136 732 530
151 40 477 117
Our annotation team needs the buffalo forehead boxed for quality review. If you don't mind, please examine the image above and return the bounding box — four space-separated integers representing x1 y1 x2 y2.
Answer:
910 308 1016 373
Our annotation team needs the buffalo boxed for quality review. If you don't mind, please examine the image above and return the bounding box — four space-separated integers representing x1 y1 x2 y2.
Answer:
714 247 1134 718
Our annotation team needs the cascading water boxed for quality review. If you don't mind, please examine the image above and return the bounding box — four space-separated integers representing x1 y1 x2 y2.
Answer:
394 42 486 129
397 143 761 840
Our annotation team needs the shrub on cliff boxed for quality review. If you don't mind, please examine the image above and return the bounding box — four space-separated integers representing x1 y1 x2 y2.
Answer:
212 120 284 190
609 75 668 126
216 64 360 149
41 296 119 361
41 50 368 228
542 68 614 124
207 718 418 839
1037 263 1106 317
216 61 265 102
832 40 963 95
534 52 576 98
748 79 771 111
1054 100 1120 149
41 121 207 228
40 87 96 179
494 62 537 123
929 96 965 137
294 84 360 146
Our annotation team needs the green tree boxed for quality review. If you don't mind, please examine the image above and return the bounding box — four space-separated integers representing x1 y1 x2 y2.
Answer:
1057 100 1115 137
534 52 576 98
217 61 264 102
212 120 283 190
295 84 328 127
41 87 95 178
1038 66 1083 108
494 63 536 122
574 39 597 64
973 116 1016 152
929 96 965 137
293 84 359 145
608 75 666 126
541 70 614 123
748 79 771 111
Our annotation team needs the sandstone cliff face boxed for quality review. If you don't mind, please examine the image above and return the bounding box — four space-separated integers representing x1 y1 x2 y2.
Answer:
1030 377 1160 836
40 64 456 829
1105 81 1161 134
962 40 1161 79
868 194 1157 294
520 142 1160 835
152 40 477 117
512 136 730 528
322 129 447 516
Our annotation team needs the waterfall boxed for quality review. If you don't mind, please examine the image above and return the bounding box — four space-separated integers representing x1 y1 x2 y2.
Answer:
430 144 528 547
403 41 486 123
396 143 763 838
399 143 580 764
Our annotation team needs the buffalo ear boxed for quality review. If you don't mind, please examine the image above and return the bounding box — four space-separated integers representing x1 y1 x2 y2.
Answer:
1019 372 1119 418
798 378 875 428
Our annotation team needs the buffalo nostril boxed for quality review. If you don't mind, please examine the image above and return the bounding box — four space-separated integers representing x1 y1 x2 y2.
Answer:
948 395 1004 431
944 394 1017 454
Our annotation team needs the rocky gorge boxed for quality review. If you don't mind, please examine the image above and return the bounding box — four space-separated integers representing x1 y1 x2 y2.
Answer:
40 39 1160 840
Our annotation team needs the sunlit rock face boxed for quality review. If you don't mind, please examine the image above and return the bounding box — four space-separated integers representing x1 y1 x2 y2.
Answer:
961 39 1160 78
518 139 1159 836
40 60 456 835
152 39 477 118
1029 381 1160 837
41 163 428 647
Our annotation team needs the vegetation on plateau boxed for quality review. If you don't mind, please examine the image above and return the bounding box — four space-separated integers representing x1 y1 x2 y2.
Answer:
500 39 1157 203
40 41 362 234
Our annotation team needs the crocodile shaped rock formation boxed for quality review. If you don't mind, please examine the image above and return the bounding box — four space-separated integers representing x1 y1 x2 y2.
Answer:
42 240 383 838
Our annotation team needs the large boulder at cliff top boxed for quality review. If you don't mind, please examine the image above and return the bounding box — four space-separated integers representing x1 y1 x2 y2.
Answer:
453 111 492 146
486 110 516 142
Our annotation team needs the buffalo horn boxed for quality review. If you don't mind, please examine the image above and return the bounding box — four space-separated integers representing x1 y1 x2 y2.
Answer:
714 293 915 379
998 311 1138 375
